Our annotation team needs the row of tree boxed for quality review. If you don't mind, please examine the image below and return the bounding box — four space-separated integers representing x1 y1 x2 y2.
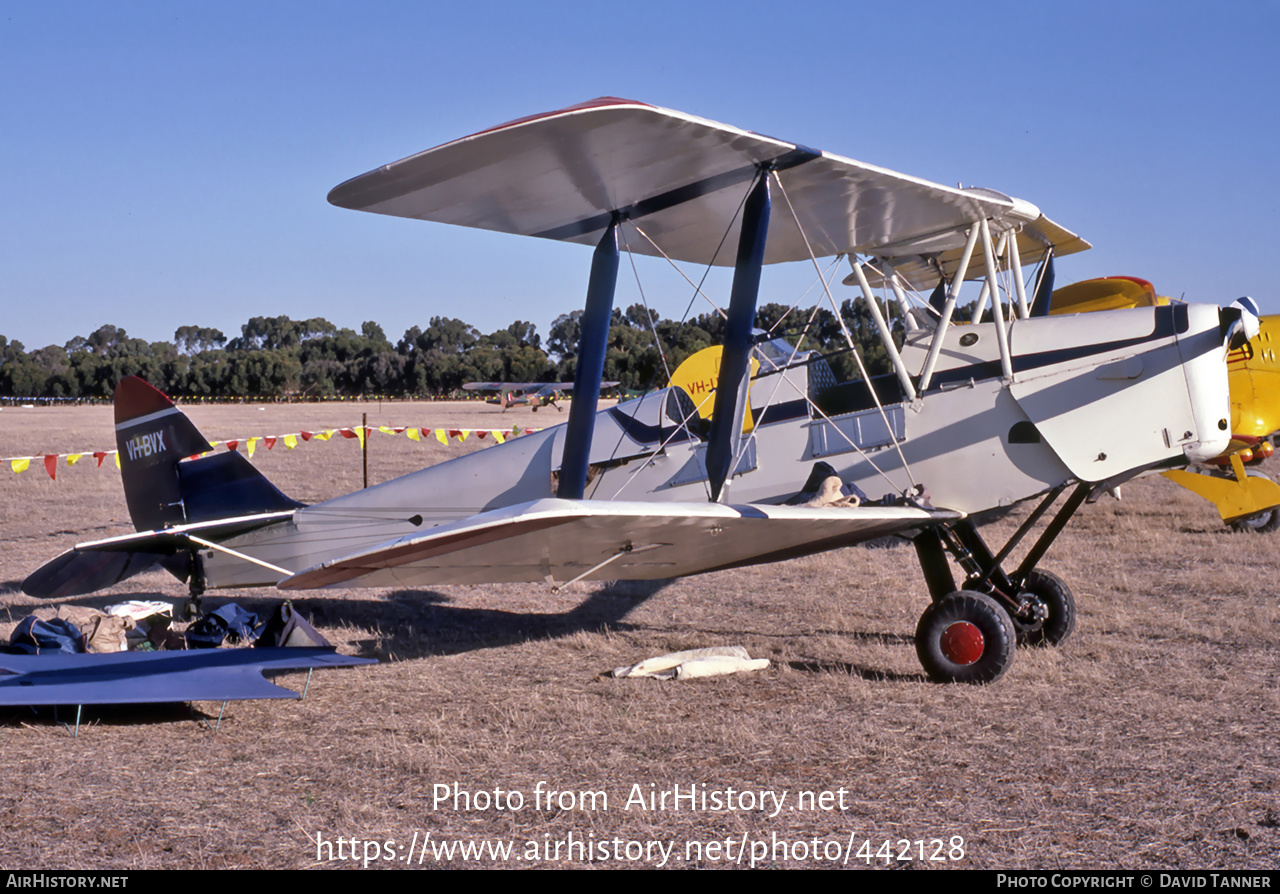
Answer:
0 300 901 400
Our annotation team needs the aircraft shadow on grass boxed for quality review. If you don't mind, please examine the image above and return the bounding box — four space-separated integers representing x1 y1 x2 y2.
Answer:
0 581 676 664
1 577 920 682
364 580 674 660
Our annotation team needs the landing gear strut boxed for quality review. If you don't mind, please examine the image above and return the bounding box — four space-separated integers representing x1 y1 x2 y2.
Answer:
178 550 207 620
910 483 1087 682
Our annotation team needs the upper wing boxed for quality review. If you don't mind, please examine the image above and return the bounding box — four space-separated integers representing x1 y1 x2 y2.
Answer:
328 98 1088 287
279 497 959 589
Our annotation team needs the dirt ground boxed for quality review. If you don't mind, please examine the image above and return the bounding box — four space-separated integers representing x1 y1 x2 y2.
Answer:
0 399 1276 869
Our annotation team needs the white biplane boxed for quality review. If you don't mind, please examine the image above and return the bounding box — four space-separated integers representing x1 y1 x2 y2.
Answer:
25 99 1251 684
462 380 619 411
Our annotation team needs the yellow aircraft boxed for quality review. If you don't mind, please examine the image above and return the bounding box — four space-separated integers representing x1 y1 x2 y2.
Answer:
1050 277 1280 531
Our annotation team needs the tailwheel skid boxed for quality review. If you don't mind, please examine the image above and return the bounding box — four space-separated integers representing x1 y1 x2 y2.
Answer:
916 591 1015 684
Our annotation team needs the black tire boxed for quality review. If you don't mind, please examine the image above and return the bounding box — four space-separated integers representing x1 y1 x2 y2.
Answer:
1014 569 1076 648
916 591 1016 684
1231 508 1280 533
1228 471 1280 534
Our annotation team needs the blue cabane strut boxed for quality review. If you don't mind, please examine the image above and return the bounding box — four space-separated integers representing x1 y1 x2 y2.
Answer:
707 170 772 502
558 220 620 500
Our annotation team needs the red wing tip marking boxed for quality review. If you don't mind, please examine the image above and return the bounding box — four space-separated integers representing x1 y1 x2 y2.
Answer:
114 375 176 424
466 97 652 140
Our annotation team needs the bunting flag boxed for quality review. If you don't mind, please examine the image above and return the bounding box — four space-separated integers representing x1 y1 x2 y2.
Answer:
3 421 540 479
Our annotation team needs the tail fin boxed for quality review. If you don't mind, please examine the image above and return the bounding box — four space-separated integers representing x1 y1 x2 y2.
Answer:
116 376 217 530
23 378 301 598
115 376 302 531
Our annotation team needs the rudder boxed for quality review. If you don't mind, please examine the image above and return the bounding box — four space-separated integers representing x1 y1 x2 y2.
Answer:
115 377 303 531
115 376 217 531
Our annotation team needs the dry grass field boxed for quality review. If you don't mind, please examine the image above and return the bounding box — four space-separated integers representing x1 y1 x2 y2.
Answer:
0 399 1276 869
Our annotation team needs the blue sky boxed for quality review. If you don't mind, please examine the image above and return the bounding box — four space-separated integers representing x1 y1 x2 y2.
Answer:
2 2 1277 350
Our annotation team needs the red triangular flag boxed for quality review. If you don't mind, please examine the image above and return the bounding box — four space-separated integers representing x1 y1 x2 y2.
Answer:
265 437 276 450
93 451 107 467
44 455 57 480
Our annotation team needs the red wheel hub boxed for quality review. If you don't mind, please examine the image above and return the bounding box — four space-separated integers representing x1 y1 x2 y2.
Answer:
940 621 984 665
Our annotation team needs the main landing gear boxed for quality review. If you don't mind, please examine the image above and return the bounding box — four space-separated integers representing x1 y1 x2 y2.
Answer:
910 484 1087 684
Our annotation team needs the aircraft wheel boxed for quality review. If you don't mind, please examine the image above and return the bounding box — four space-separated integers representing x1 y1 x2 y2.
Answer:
1013 569 1076 648
916 591 1015 684
1230 508 1280 533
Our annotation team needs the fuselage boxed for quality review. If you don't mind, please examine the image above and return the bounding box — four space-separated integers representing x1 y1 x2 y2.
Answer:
198 303 1230 589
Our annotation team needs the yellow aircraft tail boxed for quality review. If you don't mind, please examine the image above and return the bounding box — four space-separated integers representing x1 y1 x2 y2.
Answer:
667 345 759 432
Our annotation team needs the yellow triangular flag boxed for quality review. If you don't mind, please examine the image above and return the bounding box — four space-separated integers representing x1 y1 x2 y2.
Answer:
114 452 121 469
378 425 396 435
435 429 447 446
356 426 365 446
66 453 83 466
11 458 29 473
492 430 506 444
283 434 298 449
314 430 333 441
457 430 469 443
247 437 258 457
406 428 420 442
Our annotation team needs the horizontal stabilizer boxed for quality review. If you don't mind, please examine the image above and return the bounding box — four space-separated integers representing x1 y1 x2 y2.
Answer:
20 510 298 598
280 498 959 589
21 548 167 599
1162 467 1280 523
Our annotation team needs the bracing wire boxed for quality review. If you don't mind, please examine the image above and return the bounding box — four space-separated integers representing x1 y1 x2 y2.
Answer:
771 170 919 492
